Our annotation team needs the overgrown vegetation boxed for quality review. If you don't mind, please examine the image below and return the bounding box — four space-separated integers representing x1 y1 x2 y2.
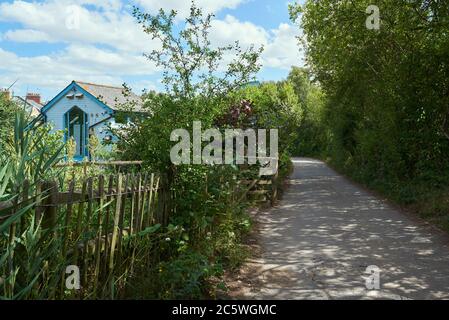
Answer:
0 1 304 300
0 111 178 299
289 1 449 229
115 2 298 299
0 93 20 147
0 112 66 299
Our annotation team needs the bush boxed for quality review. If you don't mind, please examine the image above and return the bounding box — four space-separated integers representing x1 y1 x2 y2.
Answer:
289 0 449 230
155 251 222 299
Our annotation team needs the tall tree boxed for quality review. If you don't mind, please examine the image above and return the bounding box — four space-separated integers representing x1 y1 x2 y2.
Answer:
289 0 449 196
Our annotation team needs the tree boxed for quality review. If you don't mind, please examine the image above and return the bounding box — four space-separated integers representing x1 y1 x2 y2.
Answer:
287 67 311 104
120 1 264 171
133 0 263 100
289 0 449 199
285 67 327 156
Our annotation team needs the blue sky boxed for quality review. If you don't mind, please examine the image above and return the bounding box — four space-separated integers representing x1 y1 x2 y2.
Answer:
0 0 304 101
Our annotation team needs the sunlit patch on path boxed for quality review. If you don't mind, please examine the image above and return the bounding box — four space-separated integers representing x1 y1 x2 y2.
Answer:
231 158 449 300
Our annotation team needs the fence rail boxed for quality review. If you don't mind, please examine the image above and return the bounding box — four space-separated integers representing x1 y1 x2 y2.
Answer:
55 160 144 168
238 171 279 206
0 162 279 299
1 171 169 299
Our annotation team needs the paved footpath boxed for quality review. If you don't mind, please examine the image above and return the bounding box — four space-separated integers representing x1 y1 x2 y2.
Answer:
238 158 449 300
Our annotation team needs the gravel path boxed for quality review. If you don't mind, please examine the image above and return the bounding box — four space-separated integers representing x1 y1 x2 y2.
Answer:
234 158 449 300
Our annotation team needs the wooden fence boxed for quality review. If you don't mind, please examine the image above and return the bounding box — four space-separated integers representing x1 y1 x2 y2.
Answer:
0 161 280 299
1 171 169 299
239 171 279 206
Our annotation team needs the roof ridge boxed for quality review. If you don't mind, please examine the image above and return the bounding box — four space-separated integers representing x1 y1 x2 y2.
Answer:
75 80 124 90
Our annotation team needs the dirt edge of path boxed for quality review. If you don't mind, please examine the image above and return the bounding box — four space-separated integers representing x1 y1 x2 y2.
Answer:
219 176 293 299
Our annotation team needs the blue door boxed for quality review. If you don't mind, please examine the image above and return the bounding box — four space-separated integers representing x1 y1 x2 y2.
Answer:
64 106 88 161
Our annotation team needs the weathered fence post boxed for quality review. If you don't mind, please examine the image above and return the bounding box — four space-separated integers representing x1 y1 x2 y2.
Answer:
134 173 142 233
146 174 157 227
93 175 105 297
271 171 279 207
116 174 129 276
109 173 123 298
60 179 75 296
102 175 114 277
138 173 148 231
129 174 135 235
82 178 94 288
42 180 59 237
73 179 87 265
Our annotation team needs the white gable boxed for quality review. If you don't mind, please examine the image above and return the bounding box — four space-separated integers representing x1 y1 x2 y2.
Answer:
45 88 111 132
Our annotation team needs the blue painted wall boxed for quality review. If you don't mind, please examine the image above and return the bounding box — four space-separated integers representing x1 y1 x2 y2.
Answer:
43 83 117 159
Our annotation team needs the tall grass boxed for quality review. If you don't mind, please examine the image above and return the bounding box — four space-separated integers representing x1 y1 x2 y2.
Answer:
0 113 174 299
0 112 286 300
0 112 65 299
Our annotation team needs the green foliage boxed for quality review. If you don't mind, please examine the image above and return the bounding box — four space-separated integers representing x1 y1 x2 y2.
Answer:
88 134 100 161
133 1 263 99
286 67 328 156
117 1 295 299
0 113 66 299
66 137 76 162
155 250 222 299
0 113 65 189
118 95 223 173
120 0 265 171
0 94 20 147
234 81 303 154
290 0 449 226
128 248 222 300
212 210 251 271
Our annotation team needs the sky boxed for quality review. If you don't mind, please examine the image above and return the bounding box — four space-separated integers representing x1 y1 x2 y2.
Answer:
0 0 305 102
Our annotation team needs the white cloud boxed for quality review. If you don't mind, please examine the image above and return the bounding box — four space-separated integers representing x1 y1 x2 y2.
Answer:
263 23 303 70
0 0 304 98
63 44 157 74
135 0 244 18
210 15 268 48
209 16 303 70
132 79 159 93
0 45 158 99
0 0 160 53
3 29 56 43
79 0 123 11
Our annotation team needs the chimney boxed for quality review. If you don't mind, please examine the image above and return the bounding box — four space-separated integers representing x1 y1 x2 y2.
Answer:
26 92 41 105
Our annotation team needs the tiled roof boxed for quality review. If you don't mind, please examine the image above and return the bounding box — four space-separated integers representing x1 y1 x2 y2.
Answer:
76 81 144 112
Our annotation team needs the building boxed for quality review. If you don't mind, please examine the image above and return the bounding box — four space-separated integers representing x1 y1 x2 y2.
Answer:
13 93 43 118
40 81 143 160
1 89 43 117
